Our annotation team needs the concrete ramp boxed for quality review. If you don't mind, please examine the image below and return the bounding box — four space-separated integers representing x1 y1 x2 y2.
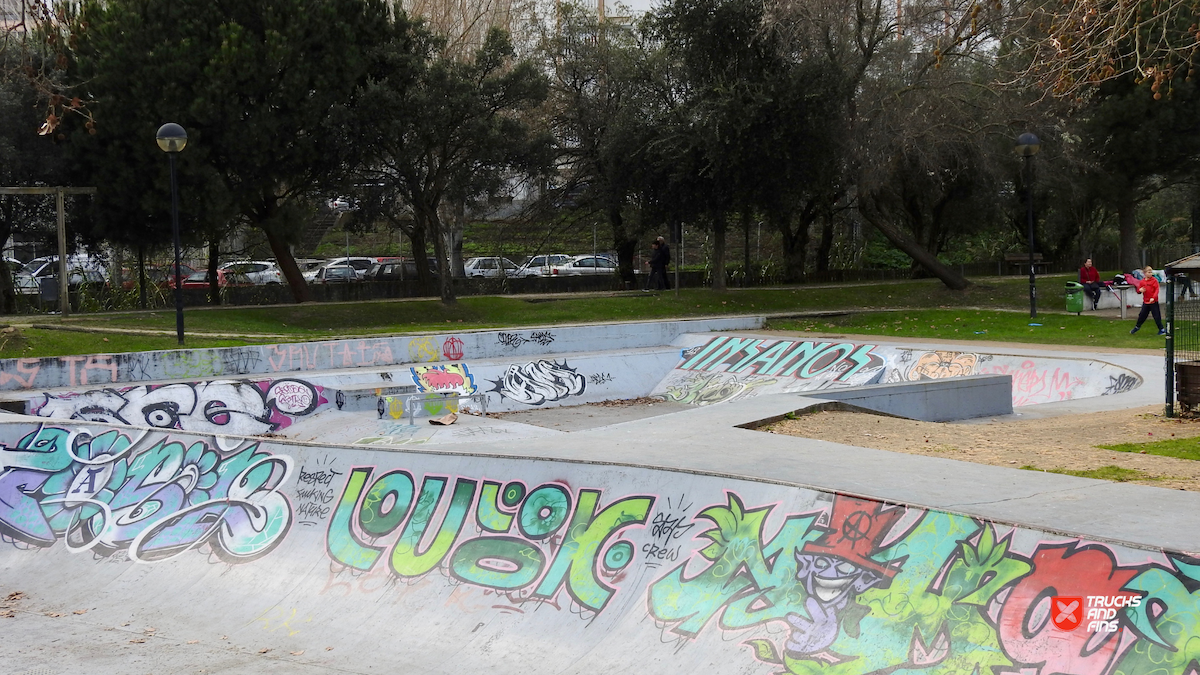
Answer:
654 334 1142 407
3 418 1199 675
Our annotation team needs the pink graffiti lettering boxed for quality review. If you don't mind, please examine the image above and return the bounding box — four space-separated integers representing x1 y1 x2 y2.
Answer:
997 545 1139 675
421 371 465 391
981 361 1082 406
81 355 117 386
270 382 315 414
0 358 41 389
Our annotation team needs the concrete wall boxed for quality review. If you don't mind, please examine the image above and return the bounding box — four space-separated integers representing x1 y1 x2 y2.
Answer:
654 335 1143 408
809 374 1013 421
24 349 684 436
1 419 1196 674
0 317 761 392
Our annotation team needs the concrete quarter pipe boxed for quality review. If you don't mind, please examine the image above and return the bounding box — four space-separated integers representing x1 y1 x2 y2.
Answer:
0 320 1195 675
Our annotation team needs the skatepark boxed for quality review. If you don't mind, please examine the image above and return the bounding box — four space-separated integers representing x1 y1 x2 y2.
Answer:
3 317 1198 675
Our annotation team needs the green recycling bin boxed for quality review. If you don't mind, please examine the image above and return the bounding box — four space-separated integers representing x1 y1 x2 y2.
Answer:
1065 281 1084 314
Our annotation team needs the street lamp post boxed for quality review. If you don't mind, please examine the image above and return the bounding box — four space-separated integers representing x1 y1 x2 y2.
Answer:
1015 132 1041 319
156 123 188 345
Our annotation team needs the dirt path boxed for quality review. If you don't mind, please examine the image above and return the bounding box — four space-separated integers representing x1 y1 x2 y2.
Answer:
765 405 1200 491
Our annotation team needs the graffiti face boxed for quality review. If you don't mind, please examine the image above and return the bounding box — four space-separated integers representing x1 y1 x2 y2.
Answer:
489 360 585 406
906 351 979 380
411 364 475 396
787 553 884 655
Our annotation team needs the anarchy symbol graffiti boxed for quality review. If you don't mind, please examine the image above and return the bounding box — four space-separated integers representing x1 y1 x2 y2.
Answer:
838 510 873 547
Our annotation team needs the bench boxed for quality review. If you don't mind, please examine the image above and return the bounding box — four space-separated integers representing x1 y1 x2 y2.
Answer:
1005 253 1050 275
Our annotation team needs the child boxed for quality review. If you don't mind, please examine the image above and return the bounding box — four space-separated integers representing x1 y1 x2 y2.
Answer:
1130 265 1165 335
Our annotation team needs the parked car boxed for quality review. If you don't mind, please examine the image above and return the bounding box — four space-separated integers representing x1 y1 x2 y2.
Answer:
550 255 619 276
305 257 376 281
464 257 527 278
310 265 357 284
180 269 253 289
366 258 439 281
14 255 108 295
519 254 572 277
219 260 283 285
120 263 197 290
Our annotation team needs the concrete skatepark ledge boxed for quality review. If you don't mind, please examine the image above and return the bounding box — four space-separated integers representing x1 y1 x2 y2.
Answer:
1 318 1196 675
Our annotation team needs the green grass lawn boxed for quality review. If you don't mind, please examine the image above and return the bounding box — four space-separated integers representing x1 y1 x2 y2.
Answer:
1098 437 1200 461
1019 465 1164 482
0 273 1140 358
769 308 1160 350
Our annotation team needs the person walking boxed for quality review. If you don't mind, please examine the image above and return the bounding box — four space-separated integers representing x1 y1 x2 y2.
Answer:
1130 266 1165 335
1079 258 1103 310
646 236 670 291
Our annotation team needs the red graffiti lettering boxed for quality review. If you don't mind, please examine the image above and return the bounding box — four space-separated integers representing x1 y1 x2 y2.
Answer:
421 372 465 391
997 545 1138 675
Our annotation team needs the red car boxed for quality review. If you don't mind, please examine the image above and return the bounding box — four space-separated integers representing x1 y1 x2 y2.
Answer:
121 264 197 290
179 269 253 289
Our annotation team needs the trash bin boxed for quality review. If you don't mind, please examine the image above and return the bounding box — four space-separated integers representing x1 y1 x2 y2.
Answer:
1065 281 1084 314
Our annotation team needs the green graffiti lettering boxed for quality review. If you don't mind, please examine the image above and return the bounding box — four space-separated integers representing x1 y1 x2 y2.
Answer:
730 340 791 374
517 484 571 540
359 470 415 538
837 344 878 381
680 337 729 370
772 342 832 377
797 343 853 379
326 467 386 571
389 477 477 577
476 481 517 533
449 536 546 590
534 491 653 612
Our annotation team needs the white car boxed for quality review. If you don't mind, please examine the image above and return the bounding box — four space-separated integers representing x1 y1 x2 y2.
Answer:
464 257 528 278
219 260 283 285
304 257 377 282
14 255 107 295
549 255 618 276
519 254 572 277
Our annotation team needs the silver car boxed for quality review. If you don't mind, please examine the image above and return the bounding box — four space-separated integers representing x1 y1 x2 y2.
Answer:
549 255 618 276
464 257 528 278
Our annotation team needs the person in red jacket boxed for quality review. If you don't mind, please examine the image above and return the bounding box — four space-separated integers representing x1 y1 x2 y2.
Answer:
1130 266 1165 335
1079 258 1102 310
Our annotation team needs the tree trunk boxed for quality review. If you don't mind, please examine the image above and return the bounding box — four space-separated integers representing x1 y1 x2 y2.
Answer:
0 217 15 314
137 244 147 309
816 219 834 272
711 212 727 291
399 218 434 294
773 210 808 283
207 241 221 305
860 199 971 290
444 200 467 278
1117 194 1140 271
742 210 751 287
423 205 456 305
266 228 312 303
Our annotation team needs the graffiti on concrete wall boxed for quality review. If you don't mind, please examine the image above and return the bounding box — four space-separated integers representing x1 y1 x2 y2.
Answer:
411 364 476 396
497 331 556 349
662 372 778 405
900 350 984 380
326 470 653 612
648 491 1200 675
979 360 1085 406
0 424 293 562
678 337 883 383
488 360 586 406
32 378 326 435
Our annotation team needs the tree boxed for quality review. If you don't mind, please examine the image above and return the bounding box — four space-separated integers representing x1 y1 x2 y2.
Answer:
1067 70 1200 270
353 25 552 304
539 3 662 283
64 0 393 302
0 67 66 313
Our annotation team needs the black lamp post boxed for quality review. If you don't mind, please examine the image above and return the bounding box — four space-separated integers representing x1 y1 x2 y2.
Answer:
156 123 188 345
1015 132 1041 319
